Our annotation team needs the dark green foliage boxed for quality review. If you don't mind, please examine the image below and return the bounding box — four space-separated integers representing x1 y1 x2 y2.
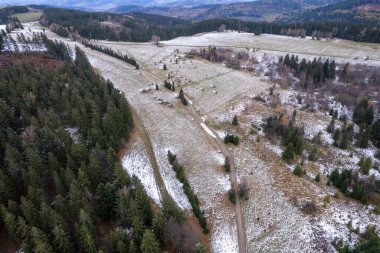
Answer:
83 40 139 69
228 189 236 205
95 183 117 220
168 152 208 234
167 150 177 165
0 46 165 251
281 54 336 88
282 144 294 161
315 174 321 182
371 119 380 148
353 99 374 126
164 80 175 91
293 165 303 177
0 6 27 25
329 169 375 204
108 230 128 253
358 157 372 175
232 115 239 126
358 126 371 148
329 169 352 195
224 134 239 145
308 147 318 161
140 229 160 253
178 89 187 105
264 114 305 158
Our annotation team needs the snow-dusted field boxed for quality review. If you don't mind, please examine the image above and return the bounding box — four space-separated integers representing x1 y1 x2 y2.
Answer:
122 139 161 204
11 22 380 252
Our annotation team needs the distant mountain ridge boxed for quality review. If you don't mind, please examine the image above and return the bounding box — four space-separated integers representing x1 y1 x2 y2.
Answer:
110 0 345 21
280 0 380 25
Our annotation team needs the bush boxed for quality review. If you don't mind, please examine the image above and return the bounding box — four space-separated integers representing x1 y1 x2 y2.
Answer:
228 189 236 204
315 174 321 182
223 157 231 172
309 147 318 161
224 134 239 145
293 165 303 177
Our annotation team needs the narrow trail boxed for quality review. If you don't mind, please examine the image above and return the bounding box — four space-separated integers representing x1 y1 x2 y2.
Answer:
185 95 247 253
130 108 168 199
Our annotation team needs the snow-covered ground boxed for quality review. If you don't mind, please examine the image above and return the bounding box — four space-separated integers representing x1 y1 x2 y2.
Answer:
122 139 161 204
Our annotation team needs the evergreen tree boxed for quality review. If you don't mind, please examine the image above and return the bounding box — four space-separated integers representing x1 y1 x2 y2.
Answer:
140 229 160 253
282 144 294 161
353 99 374 126
232 115 239 126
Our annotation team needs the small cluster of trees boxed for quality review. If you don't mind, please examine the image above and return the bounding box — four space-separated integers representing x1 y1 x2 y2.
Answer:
164 80 175 91
224 134 240 145
327 99 377 150
167 151 209 234
279 54 336 88
329 169 378 205
263 112 305 162
188 46 246 70
358 156 372 175
83 40 139 69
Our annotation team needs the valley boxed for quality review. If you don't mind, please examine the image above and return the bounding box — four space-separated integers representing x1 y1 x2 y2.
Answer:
4 20 379 252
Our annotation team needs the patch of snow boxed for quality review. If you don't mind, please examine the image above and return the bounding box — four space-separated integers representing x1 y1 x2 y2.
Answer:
122 140 161 204
200 123 217 138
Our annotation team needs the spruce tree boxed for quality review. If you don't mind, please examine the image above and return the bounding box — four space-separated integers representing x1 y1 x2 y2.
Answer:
232 115 239 126
282 144 294 161
140 230 160 253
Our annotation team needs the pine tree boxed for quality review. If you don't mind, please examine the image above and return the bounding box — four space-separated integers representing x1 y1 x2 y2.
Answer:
282 144 294 161
152 210 165 244
232 115 238 126
327 118 335 133
140 229 160 253
52 225 73 253
339 132 349 149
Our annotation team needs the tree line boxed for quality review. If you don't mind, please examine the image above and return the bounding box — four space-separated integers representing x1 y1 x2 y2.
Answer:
41 8 380 43
0 38 201 252
83 40 139 69
279 54 336 88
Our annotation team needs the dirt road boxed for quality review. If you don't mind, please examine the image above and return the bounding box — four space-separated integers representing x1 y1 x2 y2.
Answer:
185 95 247 253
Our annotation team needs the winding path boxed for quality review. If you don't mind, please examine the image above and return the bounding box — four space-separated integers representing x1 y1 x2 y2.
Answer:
185 95 247 253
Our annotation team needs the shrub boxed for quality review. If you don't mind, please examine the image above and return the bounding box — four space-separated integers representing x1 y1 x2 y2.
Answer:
224 134 239 145
223 157 231 172
228 189 236 204
293 165 303 177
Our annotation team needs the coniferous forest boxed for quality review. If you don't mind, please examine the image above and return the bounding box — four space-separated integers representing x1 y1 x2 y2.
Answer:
40 8 380 43
0 41 191 252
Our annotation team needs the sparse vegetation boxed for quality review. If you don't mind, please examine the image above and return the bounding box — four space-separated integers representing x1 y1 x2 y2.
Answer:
167 151 209 234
